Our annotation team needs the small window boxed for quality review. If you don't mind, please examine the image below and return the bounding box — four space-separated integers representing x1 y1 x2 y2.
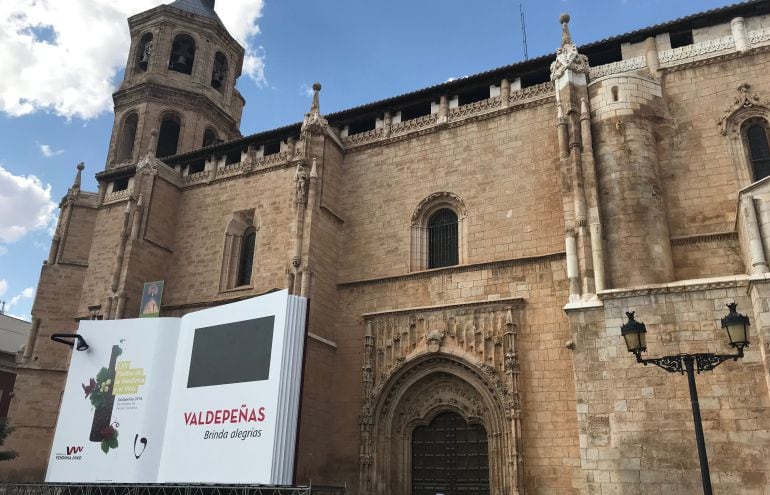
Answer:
202 128 217 147
427 209 459 269
112 177 130 192
116 113 138 162
670 30 694 49
169 34 196 75
746 122 770 182
157 114 181 158
137 33 153 71
611 86 619 102
211 52 228 92
457 87 490 106
237 229 256 287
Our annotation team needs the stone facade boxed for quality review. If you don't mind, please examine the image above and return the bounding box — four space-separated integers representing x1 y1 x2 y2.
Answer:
6 1 770 494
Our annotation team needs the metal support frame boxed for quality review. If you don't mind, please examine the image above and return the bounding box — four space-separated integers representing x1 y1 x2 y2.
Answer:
0 484 323 495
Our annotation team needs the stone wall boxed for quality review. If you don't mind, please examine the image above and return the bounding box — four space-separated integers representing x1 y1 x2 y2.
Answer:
569 280 770 494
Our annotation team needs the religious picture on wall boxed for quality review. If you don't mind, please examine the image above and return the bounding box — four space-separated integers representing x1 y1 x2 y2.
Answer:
139 281 164 318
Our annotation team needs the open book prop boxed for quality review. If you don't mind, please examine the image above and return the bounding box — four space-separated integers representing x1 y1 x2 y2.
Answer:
46 290 307 484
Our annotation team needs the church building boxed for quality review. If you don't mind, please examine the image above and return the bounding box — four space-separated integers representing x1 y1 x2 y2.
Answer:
6 0 770 493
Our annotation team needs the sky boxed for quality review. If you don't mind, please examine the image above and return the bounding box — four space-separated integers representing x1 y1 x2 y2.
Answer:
0 0 740 320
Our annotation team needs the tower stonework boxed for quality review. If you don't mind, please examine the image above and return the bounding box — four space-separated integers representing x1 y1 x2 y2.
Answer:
7 2 770 494
107 0 244 167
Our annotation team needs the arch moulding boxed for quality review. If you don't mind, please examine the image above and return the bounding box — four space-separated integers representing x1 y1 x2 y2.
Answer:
358 299 524 495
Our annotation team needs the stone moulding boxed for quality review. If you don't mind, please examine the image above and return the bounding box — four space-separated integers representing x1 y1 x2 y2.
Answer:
588 56 647 80
102 187 132 204
669 231 738 246
658 34 735 64
338 251 566 288
749 27 770 45
343 82 555 152
598 274 751 300
359 300 524 495
362 297 524 319
390 113 438 135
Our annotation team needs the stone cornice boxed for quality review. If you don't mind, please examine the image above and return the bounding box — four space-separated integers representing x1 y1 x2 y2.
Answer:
113 82 239 130
598 274 750 300
362 297 524 319
342 83 555 153
670 231 738 246
339 251 566 288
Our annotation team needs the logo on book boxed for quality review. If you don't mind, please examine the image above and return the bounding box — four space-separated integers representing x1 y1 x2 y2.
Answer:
55 445 84 460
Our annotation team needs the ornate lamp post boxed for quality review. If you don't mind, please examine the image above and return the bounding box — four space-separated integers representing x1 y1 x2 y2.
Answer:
620 303 750 495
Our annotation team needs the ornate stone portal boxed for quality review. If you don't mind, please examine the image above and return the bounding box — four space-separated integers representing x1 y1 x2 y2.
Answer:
358 300 524 495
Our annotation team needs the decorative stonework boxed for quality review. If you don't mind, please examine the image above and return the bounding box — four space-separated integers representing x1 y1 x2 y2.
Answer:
748 27 770 44
588 56 647 80
658 34 735 64
550 43 590 81
717 83 770 136
341 128 384 147
448 96 502 118
390 113 438 135
358 301 524 495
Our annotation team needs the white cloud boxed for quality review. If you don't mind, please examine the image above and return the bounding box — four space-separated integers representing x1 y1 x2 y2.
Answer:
6 287 35 314
0 0 266 120
0 165 56 244
39 144 64 157
0 279 7 297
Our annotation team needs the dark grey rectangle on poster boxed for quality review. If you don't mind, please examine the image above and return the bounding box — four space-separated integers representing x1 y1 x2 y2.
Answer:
187 316 275 388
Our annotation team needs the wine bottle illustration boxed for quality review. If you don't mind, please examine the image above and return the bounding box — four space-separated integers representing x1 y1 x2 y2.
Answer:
89 344 122 442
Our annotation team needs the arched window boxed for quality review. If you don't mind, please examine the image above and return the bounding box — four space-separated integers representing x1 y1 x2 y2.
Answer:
427 209 459 268
410 193 466 271
137 33 153 71
157 113 181 158
116 112 138 162
168 34 195 75
202 128 218 148
211 52 228 92
237 229 256 287
744 121 770 182
221 210 258 290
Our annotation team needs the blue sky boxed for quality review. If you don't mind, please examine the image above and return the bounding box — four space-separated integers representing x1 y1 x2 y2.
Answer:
0 0 738 320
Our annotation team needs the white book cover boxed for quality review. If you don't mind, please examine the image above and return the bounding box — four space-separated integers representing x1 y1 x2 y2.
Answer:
46 290 307 485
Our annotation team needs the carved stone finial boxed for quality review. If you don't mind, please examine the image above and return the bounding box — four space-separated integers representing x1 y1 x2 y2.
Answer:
557 104 565 123
309 157 318 179
302 83 330 134
550 13 589 82
148 129 158 158
73 162 84 187
311 82 322 113
559 13 572 46
580 98 589 117
505 309 513 326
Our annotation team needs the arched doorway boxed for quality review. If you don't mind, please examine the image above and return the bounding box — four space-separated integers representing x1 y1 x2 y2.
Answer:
412 411 489 495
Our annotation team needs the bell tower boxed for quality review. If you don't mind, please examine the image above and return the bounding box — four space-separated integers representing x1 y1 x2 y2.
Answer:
106 0 245 167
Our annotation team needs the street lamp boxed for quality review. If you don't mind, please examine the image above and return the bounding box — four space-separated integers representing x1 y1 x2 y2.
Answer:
620 303 750 495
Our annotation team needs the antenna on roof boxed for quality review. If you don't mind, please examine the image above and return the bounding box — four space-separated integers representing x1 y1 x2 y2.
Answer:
0 301 5 315
520 3 529 61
